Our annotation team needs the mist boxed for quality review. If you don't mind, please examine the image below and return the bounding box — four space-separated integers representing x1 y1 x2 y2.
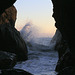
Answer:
20 22 41 43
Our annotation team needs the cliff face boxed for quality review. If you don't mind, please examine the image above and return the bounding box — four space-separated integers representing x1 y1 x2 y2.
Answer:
0 5 28 61
51 0 75 74
51 0 75 57
0 1 33 74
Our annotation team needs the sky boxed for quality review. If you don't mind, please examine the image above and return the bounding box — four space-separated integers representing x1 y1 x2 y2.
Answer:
14 0 56 37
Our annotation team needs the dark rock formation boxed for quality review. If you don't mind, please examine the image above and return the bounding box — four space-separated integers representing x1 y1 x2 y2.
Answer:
0 69 33 75
50 29 62 51
0 0 16 15
51 0 75 58
0 6 17 27
55 51 74 72
51 29 73 72
51 0 75 74
57 67 75 75
0 6 28 61
0 1 32 75
54 31 72 72
50 29 62 44
51 29 69 58
0 51 16 69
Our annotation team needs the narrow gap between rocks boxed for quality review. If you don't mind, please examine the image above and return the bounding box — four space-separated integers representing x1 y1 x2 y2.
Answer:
14 0 58 75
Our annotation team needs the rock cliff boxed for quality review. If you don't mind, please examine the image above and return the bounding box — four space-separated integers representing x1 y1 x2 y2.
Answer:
51 0 75 74
0 5 28 61
0 1 32 75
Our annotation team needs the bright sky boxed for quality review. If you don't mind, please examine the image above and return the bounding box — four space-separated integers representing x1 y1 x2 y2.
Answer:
14 0 56 37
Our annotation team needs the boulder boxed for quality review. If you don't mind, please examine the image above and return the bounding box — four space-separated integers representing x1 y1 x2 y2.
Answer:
0 6 28 61
0 51 16 69
0 69 33 75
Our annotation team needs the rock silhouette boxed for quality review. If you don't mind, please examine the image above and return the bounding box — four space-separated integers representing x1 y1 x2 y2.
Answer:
52 0 75 74
0 0 75 75
0 6 28 61
0 51 16 69
0 0 16 15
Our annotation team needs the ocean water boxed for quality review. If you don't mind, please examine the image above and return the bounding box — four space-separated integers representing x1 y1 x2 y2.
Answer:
14 37 58 75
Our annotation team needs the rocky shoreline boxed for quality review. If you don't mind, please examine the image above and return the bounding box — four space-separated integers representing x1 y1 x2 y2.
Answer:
0 0 75 75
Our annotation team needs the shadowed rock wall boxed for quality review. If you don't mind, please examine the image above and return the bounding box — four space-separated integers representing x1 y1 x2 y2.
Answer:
51 0 75 57
0 1 28 61
0 1 33 74
51 0 75 74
